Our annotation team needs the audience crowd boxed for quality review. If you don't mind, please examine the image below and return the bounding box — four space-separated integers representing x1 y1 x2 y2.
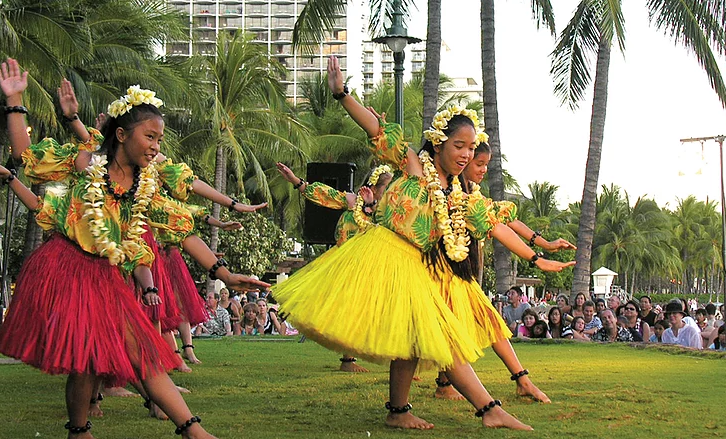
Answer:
499 286 725 351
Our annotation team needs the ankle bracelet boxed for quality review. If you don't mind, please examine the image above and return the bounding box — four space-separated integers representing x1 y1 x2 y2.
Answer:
181 344 195 350
143 397 151 409
175 415 202 435
435 377 453 387
340 357 357 363
385 401 413 413
65 421 92 434
474 399 502 417
510 369 529 381
90 392 104 404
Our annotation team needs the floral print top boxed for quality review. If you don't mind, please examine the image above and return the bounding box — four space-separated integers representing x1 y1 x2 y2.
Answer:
370 122 517 252
302 182 359 246
25 134 197 272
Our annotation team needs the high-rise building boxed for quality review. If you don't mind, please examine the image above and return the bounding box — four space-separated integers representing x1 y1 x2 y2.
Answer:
165 0 364 103
359 41 426 97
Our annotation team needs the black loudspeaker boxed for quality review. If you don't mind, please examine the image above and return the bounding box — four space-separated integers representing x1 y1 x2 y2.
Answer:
303 162 356 244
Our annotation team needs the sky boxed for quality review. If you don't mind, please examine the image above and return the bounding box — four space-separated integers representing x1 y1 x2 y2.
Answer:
405 0 726 210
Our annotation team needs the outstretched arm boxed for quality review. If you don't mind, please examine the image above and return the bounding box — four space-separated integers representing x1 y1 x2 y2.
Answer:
490 223 575 272
191 179 268 213
507 220 576 252
0 165 39 210
328 56 379 137
1 58 31 161
204 214 242 231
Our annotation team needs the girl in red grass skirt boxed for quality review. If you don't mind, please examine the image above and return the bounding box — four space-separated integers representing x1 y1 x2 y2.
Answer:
0 58 268 438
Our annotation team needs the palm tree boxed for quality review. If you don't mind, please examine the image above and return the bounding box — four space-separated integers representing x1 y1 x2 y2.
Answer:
421 0 440 132
551 1 726 296
481 0 556 295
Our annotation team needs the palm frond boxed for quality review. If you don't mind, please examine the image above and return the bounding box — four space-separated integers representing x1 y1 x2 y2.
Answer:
531 0 557 36
368 0 417 39
292 0 347 55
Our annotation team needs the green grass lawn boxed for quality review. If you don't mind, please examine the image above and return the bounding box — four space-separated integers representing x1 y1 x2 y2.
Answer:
1 338 723 439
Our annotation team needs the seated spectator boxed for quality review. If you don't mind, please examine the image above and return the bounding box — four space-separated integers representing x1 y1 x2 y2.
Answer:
556 294 572 320
517 308 540 339
547 307 567 338
531 321 551 339
503 286 531 333
621 299 650 342
582 300 602 337
564 316 590 341
592 308 634 342
256 298 286 334
705 303 722 328
639 295 658 326
662 302 702 349
195 291 232 336
571 292 586 318
595 298 607 313
607 294 621 312
708 325 726 351
241 303 263 335
219 288 242 336
649 320 669 343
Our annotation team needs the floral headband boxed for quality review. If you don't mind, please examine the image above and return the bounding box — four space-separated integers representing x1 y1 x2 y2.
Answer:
107 85 164 118
423 105 489 146
367 164 392 186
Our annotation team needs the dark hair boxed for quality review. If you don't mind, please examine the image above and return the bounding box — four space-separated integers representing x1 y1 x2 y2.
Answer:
640 295 652 304
571 316 586 330
99 103 163 164
653 320 670 330
705 303 716 315
474 141 491 157
509 286 524 296
715 325 726 350
531 321 549 339
548 306 564 336
695 308 707 317
420 114 481 281
626 299 641 314
583 300 595 310
521 308 539 326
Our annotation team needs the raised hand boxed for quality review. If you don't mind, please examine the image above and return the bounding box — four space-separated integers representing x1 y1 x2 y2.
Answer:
327 56 344 94
220 221 242 231
234 202 268 213
58 78 79 118
543 238 577 252
0 58 28 99
276 162 299 184
366 106 386 123
95 113 106 131
360 186 374 204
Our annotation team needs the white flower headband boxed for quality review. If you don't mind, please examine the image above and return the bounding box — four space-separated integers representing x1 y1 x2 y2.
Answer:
367 164 392 186
423 105 489 146
107 85 164 118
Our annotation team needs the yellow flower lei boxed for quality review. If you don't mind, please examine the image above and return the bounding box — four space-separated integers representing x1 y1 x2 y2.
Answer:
82 154 157 266
468 181 484 204
423 104 489 146
352 164 392 230
107 85 164 118
419 151 470 262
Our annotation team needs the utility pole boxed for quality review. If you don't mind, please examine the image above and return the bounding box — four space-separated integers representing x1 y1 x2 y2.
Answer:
680 135 726 306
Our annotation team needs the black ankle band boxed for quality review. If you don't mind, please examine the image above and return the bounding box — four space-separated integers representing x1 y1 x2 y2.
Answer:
435 377 453 387
474 399 502 417
65 421 92 434
90 392 104 404
143 397 151 409
174 349 181 354
510 369 529 381
340 357 357 363
385 401 413 413
175 415 202 435
181 344 195 350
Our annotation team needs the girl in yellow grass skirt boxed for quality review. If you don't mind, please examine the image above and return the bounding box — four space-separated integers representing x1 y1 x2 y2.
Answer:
273 57 575 431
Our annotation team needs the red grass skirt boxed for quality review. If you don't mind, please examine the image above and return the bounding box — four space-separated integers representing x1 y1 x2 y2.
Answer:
0 234 181 386
163 246 207 326
141 230 182 332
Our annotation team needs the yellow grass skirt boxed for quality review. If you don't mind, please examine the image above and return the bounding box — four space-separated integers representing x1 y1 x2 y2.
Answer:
272 226 511 370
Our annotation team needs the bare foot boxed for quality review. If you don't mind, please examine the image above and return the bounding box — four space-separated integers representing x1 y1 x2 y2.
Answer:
182 347 202 364
481 406 533 431
339 361 369 373
176 385 191 394
149 401 169 420
104 387 139 397
385 412 434 430
516 377 551 403
67 432 95 439
175 361 193 373
412 375 422 382
434 385 465 400
88 401 103 418
182 423 218 439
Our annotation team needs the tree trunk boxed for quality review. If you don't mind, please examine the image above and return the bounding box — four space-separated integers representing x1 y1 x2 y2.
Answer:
207 141 226 292
21 184 45 259
421 0 441 134
481 0 512 295
571 36 612 297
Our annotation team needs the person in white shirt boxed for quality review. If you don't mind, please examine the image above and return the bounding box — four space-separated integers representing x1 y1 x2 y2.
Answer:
662 302 702 349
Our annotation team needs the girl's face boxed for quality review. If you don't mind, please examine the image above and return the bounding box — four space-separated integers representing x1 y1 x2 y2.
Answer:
220 290 229 300
596 301 607 312
719 332 726 344
256 300 267 314
463 152 491 184
575 294 585 306
557 297 567 308
116 117 164 168
533 325 545 336
434 124 476 177
550 309 561 324
523 315 536 328
574 319 585 332
244 309 257 321
653 325 665 338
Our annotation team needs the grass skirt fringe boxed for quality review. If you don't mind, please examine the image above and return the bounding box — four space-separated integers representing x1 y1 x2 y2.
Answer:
142 230 182 332
0 234 180 387
273 226 507 370
163 246 208 326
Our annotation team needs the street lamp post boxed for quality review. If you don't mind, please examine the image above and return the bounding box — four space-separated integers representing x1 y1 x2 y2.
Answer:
680 135 726 306
372 0 421 127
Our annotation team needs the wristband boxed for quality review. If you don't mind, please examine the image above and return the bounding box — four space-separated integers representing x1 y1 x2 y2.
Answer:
3 168 17 185
529 252 543 268
228 198 238 211
62 113 79 122
144 286 159 294
209 258 228 280
4 105 28 115
529 231 542 247
293 179 306 190
332 85 349 100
